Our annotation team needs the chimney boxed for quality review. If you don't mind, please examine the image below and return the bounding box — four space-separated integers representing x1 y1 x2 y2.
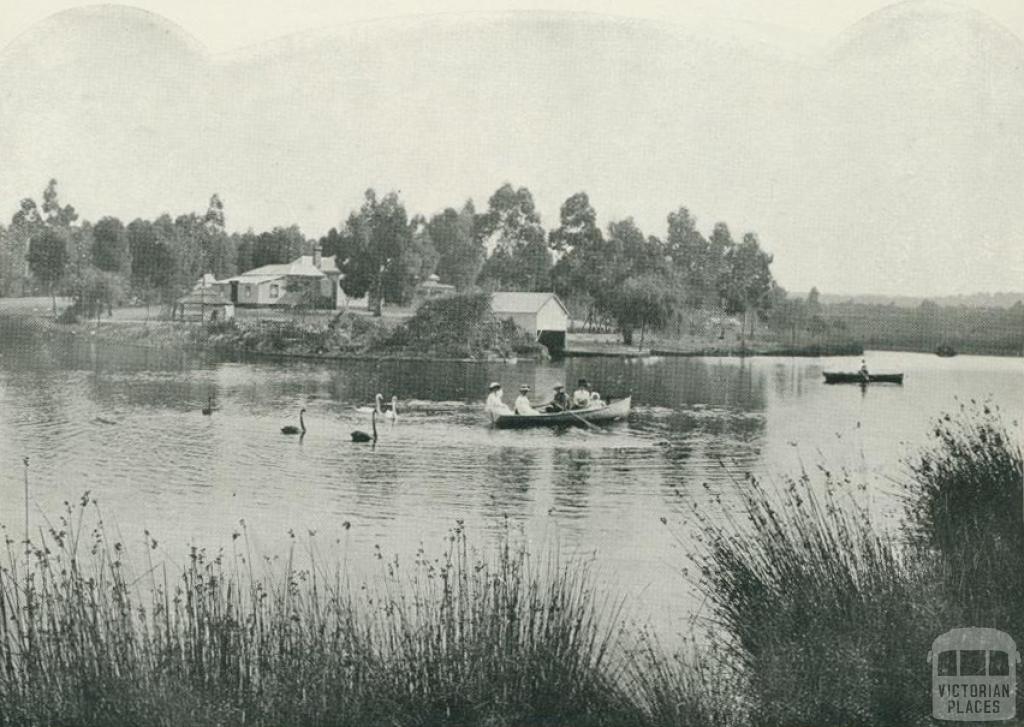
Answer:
312 243 322 270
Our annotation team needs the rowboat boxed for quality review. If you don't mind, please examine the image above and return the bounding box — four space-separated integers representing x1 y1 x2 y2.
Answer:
823 372 904 384
492 396 632 429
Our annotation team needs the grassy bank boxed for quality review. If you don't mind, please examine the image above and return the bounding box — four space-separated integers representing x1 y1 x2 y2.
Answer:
565 330 863 358
0 292 548 362
0 407 1019 726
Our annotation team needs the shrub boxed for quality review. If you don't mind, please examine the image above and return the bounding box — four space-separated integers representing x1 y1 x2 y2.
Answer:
378 291 545 359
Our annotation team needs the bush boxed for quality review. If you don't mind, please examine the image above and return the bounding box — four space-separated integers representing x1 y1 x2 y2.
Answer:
377 291 545 359
55 305 80 325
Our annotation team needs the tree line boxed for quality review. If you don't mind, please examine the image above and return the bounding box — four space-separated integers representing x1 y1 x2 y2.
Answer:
0 179 779 342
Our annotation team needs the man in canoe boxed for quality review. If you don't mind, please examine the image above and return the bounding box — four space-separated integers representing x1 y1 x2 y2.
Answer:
514 385 539 415
485 382 512 419
859 358 869 382
544 384 569 412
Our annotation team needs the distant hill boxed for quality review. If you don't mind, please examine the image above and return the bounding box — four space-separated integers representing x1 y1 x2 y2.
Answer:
816 292 1024 309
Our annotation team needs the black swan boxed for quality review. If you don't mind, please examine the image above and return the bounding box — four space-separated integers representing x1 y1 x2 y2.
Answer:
201 396 215 416
282 408 306 435
351 410 377 443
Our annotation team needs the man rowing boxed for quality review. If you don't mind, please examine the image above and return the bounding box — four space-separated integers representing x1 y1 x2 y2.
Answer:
546 384 570 413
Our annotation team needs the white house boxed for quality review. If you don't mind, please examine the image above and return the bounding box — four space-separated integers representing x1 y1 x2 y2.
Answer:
490 292 569 355
225 245 344 308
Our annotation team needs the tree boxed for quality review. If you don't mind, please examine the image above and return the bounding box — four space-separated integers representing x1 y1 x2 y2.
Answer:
252 226 306 270
548 192 605 318
27 227 69 314
477 183 551 291
604 273 681 346
69 267 125 322
332 189 414 315
665 206 712 305
40 179 77 228
806 287 822 315
128 217 177 307
91 217 130 273
7 199 42 295
428 201 485 291
719 231 776 340
548 192 601 254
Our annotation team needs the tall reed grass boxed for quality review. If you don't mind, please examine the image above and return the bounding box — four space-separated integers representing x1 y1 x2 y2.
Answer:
0 510 645 726
687 404 1022 726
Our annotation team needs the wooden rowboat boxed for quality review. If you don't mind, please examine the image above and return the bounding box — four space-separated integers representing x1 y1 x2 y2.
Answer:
823 372 904 384
492 396 632 429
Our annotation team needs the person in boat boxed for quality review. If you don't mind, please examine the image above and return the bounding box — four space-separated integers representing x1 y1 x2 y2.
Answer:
588 391 604 409
858 358 869 381
485 382 513 418
514 385 539 415
572 379 592 409
546 384 570 413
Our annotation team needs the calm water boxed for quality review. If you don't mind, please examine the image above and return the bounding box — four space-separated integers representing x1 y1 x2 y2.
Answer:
0 324 1021 637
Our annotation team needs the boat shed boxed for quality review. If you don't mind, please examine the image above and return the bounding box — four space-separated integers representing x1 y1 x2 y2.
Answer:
175 288 235 322
490 292 569 356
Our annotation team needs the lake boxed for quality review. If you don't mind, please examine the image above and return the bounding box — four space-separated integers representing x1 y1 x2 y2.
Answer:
0 324 1021 639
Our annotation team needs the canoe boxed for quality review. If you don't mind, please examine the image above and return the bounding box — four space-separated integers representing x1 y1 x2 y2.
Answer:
492 396 632 429
935 345 957 357
823 372 904 384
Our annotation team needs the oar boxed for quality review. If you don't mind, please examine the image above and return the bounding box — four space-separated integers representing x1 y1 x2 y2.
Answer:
562 407 603 432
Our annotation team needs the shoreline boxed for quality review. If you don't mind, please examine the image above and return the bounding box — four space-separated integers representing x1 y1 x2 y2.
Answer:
3 304 1019 363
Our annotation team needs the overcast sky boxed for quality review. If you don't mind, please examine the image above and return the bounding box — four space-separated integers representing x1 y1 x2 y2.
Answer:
3 0 1024 53
1 1 1022 297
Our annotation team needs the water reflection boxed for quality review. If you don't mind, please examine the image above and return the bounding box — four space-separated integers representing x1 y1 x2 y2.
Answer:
0 330 1021 639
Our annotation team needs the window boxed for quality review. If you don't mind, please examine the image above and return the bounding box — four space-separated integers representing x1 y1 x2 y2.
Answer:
270 284 279 299
243 285 251 299
960 650 987 676
937 650 957 676
990 650 1010 676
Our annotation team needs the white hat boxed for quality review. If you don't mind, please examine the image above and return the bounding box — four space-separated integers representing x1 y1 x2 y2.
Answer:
488 382 501 390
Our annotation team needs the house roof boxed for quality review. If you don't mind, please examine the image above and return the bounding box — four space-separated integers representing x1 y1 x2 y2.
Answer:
229 254 340 282
491 292 568 316
298 254 340 274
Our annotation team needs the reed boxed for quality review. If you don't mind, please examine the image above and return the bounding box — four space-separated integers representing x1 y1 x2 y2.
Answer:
903 401 1024 633
0 509 642 726
686 404 1022 727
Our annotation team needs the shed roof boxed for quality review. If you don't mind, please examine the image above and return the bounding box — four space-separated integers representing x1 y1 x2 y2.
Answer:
491 292 567 316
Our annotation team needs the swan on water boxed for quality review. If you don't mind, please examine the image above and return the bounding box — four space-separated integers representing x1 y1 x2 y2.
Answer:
384 395 398 419
355 393 384 414
282 408 306 435
351 410 377 443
